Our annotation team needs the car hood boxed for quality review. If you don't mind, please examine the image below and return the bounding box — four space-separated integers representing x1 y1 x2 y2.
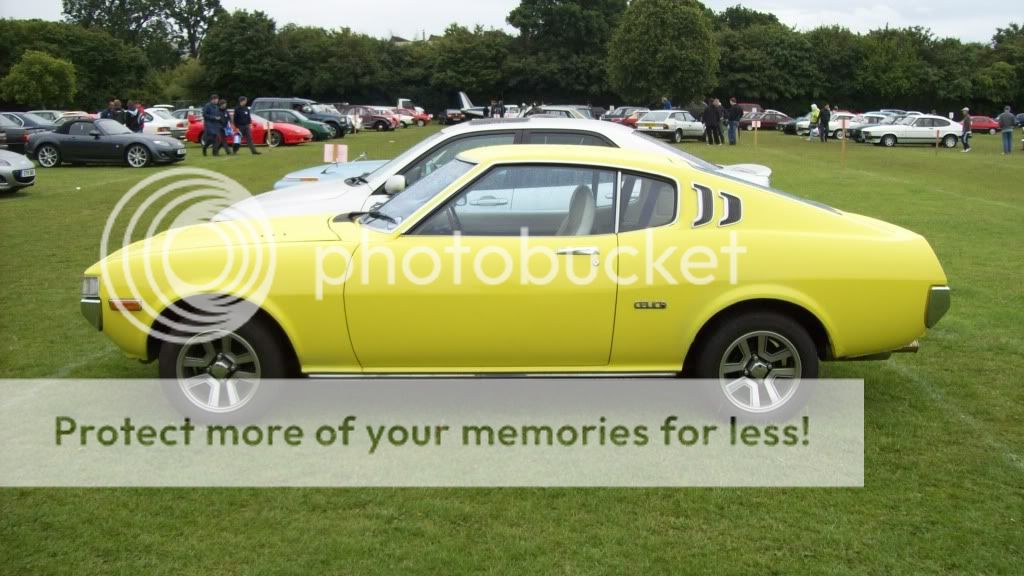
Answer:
216 179 375 221
0 150 34 169
273 159 388 189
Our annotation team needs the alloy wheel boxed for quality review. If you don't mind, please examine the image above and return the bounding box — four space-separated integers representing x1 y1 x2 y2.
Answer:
718 330 802 413
126 145 149 168
176 330 262 414
37 145 59 168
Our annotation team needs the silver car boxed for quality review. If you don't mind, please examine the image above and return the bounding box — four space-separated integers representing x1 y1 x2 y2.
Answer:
0 149 36 192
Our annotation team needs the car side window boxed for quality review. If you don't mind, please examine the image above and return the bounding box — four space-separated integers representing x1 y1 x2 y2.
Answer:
414 164 617 237
402 133 516 188
933 118 950 127
68 122 92 136
3 114 24 127
618 173 677 233
524 132 608 146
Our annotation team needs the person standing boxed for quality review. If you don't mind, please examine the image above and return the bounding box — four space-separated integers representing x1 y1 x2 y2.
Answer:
202 94 222 157
807 104 819 142
818 104 832 143
702 99 723 145
727 97 743 145
233 96 260 155
99 98 115 120
495 99 506 118
124 100 142 133
111 99 127 125
712 98 725 145
661 96 672 110
960 107 972 152
996 106 1016 155
218 100 235 155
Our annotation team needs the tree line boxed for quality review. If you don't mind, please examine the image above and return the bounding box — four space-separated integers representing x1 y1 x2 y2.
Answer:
0 0 1021 116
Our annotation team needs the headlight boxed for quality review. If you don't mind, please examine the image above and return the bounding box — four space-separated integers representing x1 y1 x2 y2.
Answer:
154 140 170 146
81 276 100 298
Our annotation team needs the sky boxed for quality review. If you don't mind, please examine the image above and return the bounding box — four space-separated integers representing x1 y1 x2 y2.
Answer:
0 0 1013 43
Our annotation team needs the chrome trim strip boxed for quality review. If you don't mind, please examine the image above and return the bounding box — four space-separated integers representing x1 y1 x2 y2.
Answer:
307 372 678 379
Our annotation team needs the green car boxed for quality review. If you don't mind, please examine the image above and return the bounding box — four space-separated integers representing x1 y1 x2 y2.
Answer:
260 109 333 141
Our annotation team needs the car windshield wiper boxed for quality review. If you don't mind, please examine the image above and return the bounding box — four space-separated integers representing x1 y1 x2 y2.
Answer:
344 210 397 224
344 172 371 185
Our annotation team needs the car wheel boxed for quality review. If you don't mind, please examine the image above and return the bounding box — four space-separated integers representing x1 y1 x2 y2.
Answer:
694 311 817 419
36 144 61 168
673 129 683 143
325 123 339 139
268 130 282 148
158 314 290 423
125 144 150 168
746 126 753 131
833 129 845 140
989 128 996 135
942 134 958 148
881 134 897 147
416 119 425 127
375 121 388 131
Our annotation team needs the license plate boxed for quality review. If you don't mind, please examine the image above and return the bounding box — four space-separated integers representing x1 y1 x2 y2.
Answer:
176 148 186 155
640 123 653 129
20 168 35 177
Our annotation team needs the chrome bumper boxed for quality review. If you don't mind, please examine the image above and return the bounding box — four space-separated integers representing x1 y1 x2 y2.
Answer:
81 298 102 331
926 286 951 328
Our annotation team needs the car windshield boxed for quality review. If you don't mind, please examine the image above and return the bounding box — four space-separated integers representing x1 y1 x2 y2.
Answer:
309 104 336 114
897 117 916 125
149 109 173 120
354 130 447 186
362 159 475 231
642 111 670 121
96 119 132 135
22 113 53 125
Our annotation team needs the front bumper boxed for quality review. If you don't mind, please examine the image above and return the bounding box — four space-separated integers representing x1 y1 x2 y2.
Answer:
926 286 951 328
81 297 102 330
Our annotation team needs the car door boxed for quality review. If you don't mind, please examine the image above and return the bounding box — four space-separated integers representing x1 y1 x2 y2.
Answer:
64 121 100 160
345 163 620 369
679 111 703 136
908 118 933 142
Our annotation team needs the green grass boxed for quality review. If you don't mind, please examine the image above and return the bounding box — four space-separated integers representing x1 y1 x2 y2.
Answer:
1 128 1022 574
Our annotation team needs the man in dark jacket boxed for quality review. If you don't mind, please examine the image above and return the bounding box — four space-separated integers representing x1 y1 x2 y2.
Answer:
818 104 832 143
233 96 260 155
702 99 723 145
202 94 223 156
727 97 743 145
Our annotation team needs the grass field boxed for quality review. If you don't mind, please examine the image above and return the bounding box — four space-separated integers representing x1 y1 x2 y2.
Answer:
1 127 1022 574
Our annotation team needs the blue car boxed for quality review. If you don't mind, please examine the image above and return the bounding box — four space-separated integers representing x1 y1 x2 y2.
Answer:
273 159 389 190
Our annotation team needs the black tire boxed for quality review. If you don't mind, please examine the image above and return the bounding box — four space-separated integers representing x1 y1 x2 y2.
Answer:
942 134 958 148
125 144 151 168
989 128 996 135
833 129 844 140
35 144 61 168
158 313 291 423
673 129 683 143
881 134 897 147
374 121 389 131
325 122 340 139
693 311 818 420
416 119 425 127
268 130 282 148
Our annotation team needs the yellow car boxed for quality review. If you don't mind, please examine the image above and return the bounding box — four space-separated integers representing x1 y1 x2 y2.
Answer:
81 145 950 418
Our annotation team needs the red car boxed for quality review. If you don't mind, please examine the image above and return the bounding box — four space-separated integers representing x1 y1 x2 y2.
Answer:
739 110 793 131
621 108 650 128
969 115 1000 134
185 113 313 147
399 108 431 127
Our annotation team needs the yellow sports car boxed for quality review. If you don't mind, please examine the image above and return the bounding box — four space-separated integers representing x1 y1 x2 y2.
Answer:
81 145 950 418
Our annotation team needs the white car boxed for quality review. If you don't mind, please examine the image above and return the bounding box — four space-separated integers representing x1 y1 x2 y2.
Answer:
846 113 893 141
0 149 36 192
861 114 963 148
797 111 858 138
143 108 188 139
635 110 704 143
222 118 775 221
525 105 590 119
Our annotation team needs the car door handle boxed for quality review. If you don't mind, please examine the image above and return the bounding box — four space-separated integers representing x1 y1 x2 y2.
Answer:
469 196 508 206
556 247 600 256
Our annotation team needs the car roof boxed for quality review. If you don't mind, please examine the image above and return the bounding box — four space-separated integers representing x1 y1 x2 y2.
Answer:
440 117 631 137
458 143 680 172
255 97 313 103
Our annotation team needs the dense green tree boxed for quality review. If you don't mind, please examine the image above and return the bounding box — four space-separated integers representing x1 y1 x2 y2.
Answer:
200 10 281 99
855 27 934 108
715 5 778 30
507 0 626 102
803 26 865 106
1 50 77 107
0 19 149 110
430 25 511 102
153 57 206 102
61 0 164 45
716 23 815 105
607 0 718 106
162 0 223 58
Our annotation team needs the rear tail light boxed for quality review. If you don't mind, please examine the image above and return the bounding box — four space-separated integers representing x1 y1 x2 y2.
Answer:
21 133 29 142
